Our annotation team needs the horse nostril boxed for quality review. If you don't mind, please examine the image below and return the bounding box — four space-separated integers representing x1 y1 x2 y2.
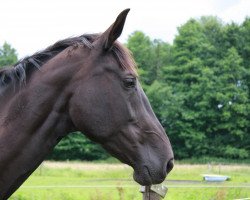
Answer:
166 159 174 174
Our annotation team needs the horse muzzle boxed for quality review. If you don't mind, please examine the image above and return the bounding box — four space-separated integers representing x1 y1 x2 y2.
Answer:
133 158 174 186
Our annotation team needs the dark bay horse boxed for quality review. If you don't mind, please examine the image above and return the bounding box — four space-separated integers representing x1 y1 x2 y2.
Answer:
0 9 173 199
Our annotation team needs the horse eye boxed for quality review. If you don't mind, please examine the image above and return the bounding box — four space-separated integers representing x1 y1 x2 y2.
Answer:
124 77 136 88
2 74 11 85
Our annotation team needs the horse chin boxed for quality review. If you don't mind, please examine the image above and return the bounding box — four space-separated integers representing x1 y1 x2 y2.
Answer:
133 166 165 186
133 170 152 186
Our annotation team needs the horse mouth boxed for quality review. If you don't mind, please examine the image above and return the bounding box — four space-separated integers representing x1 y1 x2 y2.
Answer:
133 165 165 186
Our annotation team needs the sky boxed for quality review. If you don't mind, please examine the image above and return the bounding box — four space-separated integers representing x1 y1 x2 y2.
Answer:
0 0 249 58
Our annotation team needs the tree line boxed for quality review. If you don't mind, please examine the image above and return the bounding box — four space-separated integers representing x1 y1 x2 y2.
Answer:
1 16 249 160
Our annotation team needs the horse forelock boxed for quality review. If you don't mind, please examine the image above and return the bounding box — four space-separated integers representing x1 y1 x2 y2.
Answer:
0 34 137 91
112 42 137 76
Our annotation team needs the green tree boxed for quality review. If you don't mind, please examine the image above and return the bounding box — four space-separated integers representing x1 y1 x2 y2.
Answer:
241 18 250 67
49 132 110 161
203 48 249 159
126 31 153 85
126 31 172 86
173 19 206 65
0 42 18 67
141 17 250 159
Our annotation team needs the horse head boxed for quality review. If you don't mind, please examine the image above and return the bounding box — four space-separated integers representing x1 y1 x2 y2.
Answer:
69 9 174 185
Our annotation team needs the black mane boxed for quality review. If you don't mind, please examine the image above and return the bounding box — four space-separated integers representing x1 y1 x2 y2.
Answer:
0 34 95 88
0 33 136 89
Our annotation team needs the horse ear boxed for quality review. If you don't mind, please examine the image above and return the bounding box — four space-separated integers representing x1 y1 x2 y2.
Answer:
102 9 130 50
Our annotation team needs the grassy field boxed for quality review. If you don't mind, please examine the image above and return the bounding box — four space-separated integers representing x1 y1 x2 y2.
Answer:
10 161 250 200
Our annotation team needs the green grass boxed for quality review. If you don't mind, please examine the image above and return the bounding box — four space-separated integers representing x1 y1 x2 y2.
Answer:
10 161 250 200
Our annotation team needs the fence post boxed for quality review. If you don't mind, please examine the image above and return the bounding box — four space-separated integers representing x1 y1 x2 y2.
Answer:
140 185 168 200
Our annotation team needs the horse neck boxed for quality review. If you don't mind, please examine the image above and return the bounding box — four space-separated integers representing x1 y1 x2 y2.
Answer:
0 52 78 199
